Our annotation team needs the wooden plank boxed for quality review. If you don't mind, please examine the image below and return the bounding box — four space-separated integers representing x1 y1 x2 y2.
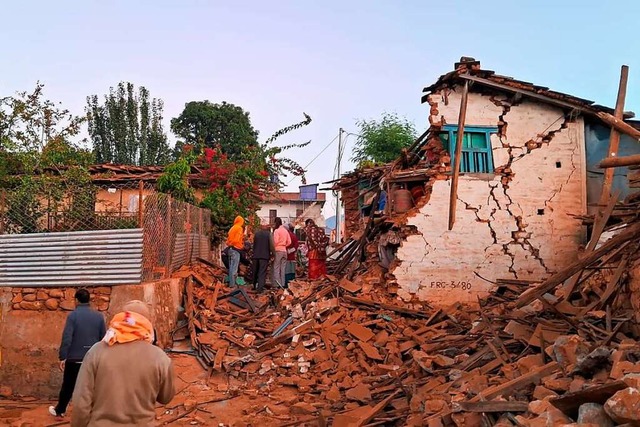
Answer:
596 111 640 141
563 189 620 296
257 319 314 352
515 222 640 308
209 281 222 311
425 362 559 424
448 79 470 230
600 153 640 168
476 362 559 400
550 381 626 418
352 390 401 427
453 401 529 413
185 277 198 350
300 283 338 308
342 295 431 319
599 65 629 205
579 257 628 317
213 345 227 371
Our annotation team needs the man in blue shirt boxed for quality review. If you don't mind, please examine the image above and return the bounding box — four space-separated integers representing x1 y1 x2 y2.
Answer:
49 289 106 419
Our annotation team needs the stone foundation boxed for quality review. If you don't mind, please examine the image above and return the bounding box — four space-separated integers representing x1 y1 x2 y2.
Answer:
0 279 183 397
10 287 111 311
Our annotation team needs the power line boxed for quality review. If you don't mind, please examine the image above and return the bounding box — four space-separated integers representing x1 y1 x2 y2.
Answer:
286 133 340 185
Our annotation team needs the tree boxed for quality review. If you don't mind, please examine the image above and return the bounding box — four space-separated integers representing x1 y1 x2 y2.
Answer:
86 82 170 166
1 83 88 175
0 83 95 233
351 112 417 166
160 113 311 240
170 101 259 160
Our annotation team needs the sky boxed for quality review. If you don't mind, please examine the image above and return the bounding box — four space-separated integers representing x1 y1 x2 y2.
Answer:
2 0 640 217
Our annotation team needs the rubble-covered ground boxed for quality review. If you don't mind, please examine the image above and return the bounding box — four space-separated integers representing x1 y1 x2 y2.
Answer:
5 224 640 427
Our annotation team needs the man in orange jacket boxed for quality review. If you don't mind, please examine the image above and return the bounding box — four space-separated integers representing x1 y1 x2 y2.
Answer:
226 216 245 287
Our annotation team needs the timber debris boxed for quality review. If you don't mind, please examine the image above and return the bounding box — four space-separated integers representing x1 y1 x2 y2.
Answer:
174 208 640 427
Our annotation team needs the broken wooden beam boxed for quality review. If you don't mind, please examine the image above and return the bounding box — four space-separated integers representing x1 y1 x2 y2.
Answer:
550 381 627 418
353 390 401 427
476 361 560 400
452 401 529 413
448 78 470 231
514 222 640 308
257 319 314 352
342 295 432 318
599 153 640 169
596 111 640 141
599 65 629 205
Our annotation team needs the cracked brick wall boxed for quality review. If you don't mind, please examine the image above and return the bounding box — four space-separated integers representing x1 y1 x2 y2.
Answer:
393 87 587 305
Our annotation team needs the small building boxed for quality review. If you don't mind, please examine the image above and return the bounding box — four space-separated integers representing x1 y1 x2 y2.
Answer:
335 58 640 306
257 184 326 228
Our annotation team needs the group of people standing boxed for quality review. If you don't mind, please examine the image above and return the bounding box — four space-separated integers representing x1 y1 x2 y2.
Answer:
226 216 329 290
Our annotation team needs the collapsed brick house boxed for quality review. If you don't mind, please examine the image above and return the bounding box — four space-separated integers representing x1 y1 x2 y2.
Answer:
335 58 640 306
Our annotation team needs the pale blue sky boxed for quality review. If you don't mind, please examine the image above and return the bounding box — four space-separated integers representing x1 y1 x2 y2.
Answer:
2 0 639 215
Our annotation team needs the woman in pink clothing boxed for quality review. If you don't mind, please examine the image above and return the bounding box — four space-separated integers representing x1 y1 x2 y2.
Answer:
272 217 291 288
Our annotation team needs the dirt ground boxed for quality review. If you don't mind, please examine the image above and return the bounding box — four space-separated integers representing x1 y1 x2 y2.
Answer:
0 354 316 427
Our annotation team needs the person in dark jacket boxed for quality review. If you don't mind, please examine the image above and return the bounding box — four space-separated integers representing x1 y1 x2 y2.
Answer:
251 221 274 292
49 289 106 419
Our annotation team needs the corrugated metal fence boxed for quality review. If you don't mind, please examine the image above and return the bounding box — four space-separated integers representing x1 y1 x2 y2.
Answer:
0 187 213 287
0 229 143 287
170 233 210 272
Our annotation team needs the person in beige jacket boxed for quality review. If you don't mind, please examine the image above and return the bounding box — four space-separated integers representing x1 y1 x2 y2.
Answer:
71 300 175 427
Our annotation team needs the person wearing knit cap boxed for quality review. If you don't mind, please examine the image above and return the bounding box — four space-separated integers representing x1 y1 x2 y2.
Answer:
70 300 175 427
49 289 105 420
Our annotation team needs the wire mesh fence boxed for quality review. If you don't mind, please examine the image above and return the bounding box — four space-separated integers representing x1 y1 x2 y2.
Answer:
0 179 212 282
142 192 211 281
0 180 146 234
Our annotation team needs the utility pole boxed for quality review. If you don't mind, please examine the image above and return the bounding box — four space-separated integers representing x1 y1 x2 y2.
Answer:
335 128 343 243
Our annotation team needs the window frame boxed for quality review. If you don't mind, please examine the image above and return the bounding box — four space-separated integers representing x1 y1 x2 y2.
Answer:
440 125 497 174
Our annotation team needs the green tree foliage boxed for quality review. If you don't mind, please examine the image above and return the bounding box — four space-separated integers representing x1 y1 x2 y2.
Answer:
157 156 196 204
0 83 95 233
87 82 170 166
351 112 416 166
170 101 259 160
160 112 311 239
0 83 89 175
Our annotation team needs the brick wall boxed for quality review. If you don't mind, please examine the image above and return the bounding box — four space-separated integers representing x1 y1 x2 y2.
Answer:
393 88 586 305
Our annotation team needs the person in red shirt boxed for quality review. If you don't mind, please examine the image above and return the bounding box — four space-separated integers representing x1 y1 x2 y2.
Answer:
284 224 299 287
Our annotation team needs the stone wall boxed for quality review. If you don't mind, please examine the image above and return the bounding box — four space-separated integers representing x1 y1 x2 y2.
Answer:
9 287 111 311
393 87 587 305
0 278 183 397
108 278 183 349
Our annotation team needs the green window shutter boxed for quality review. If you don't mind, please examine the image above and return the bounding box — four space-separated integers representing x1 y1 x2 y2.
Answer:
443 125 496 173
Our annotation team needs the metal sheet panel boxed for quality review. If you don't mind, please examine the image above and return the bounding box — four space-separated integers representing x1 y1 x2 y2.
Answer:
585 122 640 215
170 233 210 271
0 229 143 287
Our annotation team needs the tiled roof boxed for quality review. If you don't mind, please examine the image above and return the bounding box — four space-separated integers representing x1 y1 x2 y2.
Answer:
423 58 635 118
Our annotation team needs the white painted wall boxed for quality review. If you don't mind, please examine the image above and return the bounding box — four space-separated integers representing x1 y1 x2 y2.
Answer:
394 87 587 305
257 201 326 227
